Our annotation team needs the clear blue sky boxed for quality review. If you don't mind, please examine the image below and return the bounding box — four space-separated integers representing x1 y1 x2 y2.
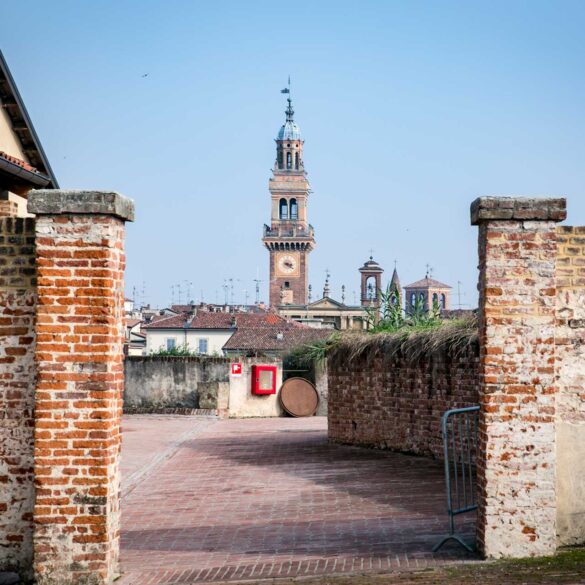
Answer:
2 1 585 308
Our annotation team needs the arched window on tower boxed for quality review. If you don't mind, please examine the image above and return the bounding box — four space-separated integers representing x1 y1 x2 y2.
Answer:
440 293 446 310
432 293 439 308
410 292 416 307
290 198 298 220
365 276 377 300
279 198 289 220
295 152 299 169
286 152 292 169
277 150 283 169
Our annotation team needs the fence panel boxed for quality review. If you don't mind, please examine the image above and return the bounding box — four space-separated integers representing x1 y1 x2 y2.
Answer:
433 405 479 552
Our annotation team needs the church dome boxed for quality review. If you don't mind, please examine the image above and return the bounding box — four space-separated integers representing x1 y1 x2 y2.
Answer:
277 121 302 141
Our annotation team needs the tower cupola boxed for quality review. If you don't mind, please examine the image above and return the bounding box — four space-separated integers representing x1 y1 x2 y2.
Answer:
274 83 304 172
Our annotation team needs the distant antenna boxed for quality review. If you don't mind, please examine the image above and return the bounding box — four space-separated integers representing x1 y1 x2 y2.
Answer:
457 281 463 309
243 289 249 306
253 278 263 304
222 280 229 305
184 280 193 303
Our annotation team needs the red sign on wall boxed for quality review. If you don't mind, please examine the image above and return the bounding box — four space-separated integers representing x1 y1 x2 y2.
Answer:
231 363 242 377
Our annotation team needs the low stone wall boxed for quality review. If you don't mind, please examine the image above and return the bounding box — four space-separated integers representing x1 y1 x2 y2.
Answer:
327 342 480 459
124 356 289 418
124 356 231 412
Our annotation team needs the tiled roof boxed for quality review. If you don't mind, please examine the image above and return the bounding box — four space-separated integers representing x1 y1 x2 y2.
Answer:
125 318 142 328
0 150 43 174
404 277 452 289
223 326 330 352
142 311 291 330
0 51 58 187
169 304 195 314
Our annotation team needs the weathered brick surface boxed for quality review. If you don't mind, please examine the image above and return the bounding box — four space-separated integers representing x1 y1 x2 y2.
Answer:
327 346 479 459
33 213 126 584
555 226 585 545
474 201 561 558
0 218 36 576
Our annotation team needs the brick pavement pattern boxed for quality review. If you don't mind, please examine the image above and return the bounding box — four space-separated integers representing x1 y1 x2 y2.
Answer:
119 416 475 584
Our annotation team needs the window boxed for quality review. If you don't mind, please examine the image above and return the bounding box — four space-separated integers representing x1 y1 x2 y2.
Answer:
284 281 290 289
286 152 292 169
295 152 299 169
166 338 176 351
277 150 283 169
410 292 416 306
432 293 439 307
290 198 298 220
198 338 208 354
441 293 446 310
279 198 289 220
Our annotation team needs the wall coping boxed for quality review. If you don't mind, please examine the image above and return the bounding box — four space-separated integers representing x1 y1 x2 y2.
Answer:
28 190 135 222
470 196 566 225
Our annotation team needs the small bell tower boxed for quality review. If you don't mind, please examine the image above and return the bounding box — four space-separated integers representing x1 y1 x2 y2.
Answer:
359 256 384 307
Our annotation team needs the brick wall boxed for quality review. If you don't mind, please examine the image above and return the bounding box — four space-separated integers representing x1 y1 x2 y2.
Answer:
327 343 479 459
29 190 133 585
555 226 585 546
32 213 125 583
472 197 565 559
0 217 36 577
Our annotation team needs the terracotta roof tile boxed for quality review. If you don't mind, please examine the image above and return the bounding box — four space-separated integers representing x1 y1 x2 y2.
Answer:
404 276 452 289
223 327 330 352
0 150 41 174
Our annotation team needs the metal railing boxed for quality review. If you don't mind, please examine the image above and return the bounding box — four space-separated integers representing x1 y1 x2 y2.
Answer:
263 223 315 239
433 405 480 553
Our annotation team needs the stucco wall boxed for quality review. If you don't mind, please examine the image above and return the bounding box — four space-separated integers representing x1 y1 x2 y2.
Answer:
124 355 287 418
145 328 232 355
124 356 231 411
555 226 585 546
228 357 284 418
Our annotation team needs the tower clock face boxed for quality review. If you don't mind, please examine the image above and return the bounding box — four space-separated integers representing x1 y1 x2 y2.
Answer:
277 253 300 276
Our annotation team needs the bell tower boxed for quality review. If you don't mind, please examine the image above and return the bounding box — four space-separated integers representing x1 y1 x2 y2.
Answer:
262 84 315 308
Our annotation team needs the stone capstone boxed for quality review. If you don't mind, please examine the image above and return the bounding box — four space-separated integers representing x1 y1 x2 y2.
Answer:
470 196 566 225
27 189 135 222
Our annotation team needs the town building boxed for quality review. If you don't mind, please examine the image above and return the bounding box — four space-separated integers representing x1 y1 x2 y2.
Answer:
0 50 58 216
142 309 328 357
404 274 451 313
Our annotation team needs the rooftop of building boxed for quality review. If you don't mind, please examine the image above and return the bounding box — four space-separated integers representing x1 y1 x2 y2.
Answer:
404 276 452 289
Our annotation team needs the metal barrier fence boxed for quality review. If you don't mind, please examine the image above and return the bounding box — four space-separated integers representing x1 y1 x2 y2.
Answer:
433 405 480 553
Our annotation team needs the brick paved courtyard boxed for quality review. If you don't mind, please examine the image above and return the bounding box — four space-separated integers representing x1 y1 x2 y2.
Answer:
119 416 477 585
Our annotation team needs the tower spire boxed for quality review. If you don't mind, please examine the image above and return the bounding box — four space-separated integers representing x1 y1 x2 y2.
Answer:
283 76 294 122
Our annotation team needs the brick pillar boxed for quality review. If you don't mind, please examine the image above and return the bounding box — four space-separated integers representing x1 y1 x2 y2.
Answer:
28 191 134 584
471 197 566 558
0 218 36 578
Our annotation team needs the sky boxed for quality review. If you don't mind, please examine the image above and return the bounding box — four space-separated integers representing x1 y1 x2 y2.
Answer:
2 0 585 309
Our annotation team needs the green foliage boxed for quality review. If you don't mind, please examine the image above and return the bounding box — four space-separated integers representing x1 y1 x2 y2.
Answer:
366 282 442 334
149 343 200 357
286 333 340 367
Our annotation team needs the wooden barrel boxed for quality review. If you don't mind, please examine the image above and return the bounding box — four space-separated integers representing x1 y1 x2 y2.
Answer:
279 377 319 417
